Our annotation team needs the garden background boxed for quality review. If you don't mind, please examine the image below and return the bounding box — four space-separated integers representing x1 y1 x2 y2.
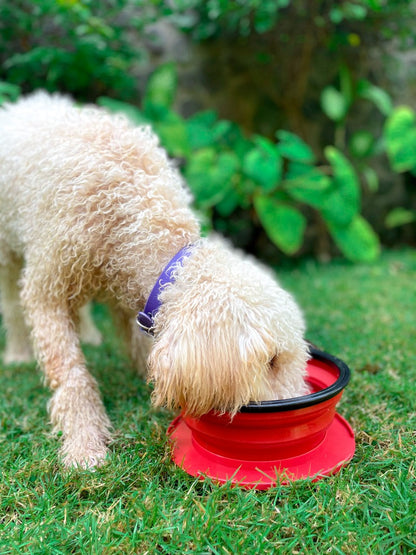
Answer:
0 1 415 553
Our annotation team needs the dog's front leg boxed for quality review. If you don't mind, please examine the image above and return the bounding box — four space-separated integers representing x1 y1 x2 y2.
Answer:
22 295 112 468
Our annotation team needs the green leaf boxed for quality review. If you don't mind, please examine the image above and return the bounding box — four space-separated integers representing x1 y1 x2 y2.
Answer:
143 62 177 113
321 86 349 122
385 208 416 228
216 151 240 186
153 110 190 157
254 195 306 254
322 147 360 226
215 121 252 158
254 5 278 33
184 149 239 208
330 3 367 23
329 7 344 23
0 81 20 105
327 215 380 262
276 130 316 163
284 163 331 208
357 80 393 116
184 148 217 205
212 120 234 142
243 137 282 192
97 97 149 126
384 106 416 172
362 166 379 192
186 110 218 150
349 130 375 158
215 187 242 217
187 110 218 127
343 3 368 20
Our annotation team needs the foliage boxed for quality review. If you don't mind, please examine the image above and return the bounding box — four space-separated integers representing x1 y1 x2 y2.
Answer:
2 0 414 101
384 106 416 228
2 59 414 262
99 63 382 262
168 0 416 42
1 250 416 552
318 62 416 242
320 65 392 194
1 0 415 261
385 106 416 174
0 0 163 100
0 81 20 105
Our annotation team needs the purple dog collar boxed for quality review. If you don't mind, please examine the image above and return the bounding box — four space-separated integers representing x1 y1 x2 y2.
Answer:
136 245 194 335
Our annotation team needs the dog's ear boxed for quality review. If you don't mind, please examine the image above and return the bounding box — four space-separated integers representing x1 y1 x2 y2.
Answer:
147 311 275 416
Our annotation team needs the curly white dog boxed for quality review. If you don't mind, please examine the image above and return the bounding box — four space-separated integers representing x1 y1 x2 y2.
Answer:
0 92 309 467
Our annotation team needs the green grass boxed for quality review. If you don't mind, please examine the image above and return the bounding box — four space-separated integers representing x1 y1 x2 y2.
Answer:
1 248 415 554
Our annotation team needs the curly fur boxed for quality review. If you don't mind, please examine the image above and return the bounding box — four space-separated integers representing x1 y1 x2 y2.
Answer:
0 92 309 468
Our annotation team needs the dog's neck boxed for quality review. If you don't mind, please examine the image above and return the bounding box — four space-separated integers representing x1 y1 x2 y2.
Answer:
136 244 194 335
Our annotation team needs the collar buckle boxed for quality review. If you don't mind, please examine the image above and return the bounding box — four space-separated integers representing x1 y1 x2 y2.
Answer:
136 311 155 335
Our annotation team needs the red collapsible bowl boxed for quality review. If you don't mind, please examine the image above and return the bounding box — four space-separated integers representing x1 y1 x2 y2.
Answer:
168 348 355 490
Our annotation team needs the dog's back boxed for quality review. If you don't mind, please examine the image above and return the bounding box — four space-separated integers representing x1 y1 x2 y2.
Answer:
0 92 196 262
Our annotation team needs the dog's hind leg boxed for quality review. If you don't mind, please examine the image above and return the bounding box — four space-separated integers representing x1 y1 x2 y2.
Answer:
21 275 112 468
0 254 33 364
78 303 102 346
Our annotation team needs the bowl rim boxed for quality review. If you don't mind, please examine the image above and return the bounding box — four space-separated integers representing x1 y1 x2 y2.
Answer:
240 347 351 413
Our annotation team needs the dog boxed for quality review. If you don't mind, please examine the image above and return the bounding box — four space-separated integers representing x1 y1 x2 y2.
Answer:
0 92 309 467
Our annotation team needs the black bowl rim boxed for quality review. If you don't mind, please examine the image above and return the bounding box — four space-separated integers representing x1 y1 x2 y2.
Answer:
240 347 351 413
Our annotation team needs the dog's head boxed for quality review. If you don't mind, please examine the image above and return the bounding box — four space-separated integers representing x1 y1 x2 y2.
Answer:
147 238 309 416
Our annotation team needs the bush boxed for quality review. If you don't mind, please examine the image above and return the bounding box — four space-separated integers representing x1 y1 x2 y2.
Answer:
0 0 162 101
99 63 386 263
384 106 416 229
1 0 415 262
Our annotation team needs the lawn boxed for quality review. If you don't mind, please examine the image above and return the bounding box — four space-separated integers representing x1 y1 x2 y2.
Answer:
0 248 415 554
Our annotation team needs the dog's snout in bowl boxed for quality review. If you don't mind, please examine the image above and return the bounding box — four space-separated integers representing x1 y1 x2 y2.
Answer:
168 348 355 490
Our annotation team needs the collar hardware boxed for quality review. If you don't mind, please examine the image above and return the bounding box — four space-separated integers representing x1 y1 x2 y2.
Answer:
136 245 193 336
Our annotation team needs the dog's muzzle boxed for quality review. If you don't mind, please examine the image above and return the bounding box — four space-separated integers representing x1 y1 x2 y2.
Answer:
136 244 194 335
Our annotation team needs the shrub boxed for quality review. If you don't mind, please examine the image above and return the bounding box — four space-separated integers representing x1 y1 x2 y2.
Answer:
0 0 161 100
2 1 415 262
99 63 383 263
384 106 416 229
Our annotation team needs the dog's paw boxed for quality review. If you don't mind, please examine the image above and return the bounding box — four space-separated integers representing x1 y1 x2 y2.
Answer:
59 429 110 469
60 441 109 470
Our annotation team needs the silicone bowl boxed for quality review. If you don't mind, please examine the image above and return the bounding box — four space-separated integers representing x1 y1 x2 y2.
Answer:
168 348 355 489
